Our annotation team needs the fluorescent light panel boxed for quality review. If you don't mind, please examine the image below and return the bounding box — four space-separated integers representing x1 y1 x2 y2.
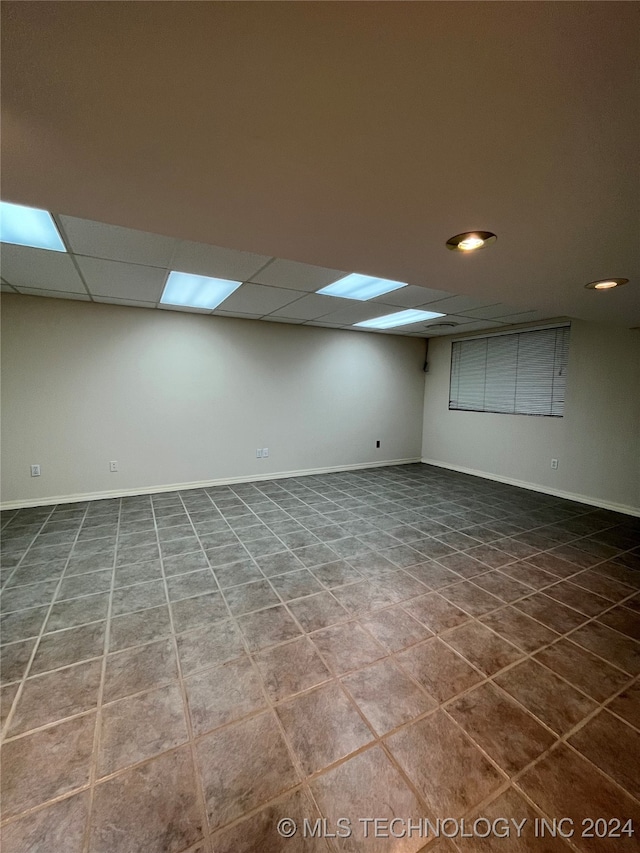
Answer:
0 201 66 252
317 272 407 301
355 309 446 329
161 271 242 309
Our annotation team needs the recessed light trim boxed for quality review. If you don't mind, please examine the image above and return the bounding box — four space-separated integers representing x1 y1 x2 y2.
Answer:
317 272 408 301
160 271 242 309
0 201 66 252
354 309 446 329
446 231 497 252
584 278 629 290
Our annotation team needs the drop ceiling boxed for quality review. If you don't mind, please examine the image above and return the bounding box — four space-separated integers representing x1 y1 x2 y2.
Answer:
1 2 638 331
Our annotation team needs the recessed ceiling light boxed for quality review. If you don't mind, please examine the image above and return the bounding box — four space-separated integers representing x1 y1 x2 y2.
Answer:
0 200 66 252
584 278 629 290
428 322 459 328
160 271 242 310
354 309 446 329
317 272 408 301
446 231 497 252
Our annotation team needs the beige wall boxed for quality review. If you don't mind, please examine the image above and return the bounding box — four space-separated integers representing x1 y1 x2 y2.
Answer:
422 320 640 514
1 295 426 506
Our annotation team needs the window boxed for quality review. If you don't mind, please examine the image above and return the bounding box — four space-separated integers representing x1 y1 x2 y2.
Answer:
449 325 570 417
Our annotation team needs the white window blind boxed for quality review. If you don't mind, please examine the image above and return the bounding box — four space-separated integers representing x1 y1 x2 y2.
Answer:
449 325 570 417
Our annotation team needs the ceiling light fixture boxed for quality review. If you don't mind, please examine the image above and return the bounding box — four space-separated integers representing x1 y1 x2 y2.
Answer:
317 272 408 301
354 309 446 330
446 231 497 252
160 271 242 310
584 278 629 290
0 200 66 252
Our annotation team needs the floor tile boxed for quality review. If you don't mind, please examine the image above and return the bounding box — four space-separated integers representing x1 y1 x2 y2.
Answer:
332 580 398 615
8 658 102 736
310 745 427 851
517 744 640 853
1 712 95 819
0 638 36 685
569 621 640 674
223 579 281 615
214 558 263 587
447 682 556 774
443 620 524 675
253 636 332 702
313 560 362 589
396 638 482 703
544 580 612 617
196 711 299 831
165 569 216 602
287 590 350 632
176 619 245 676
276 682 373 775
494 658 598 735
500 561 559 590
269 569 324 601
569 568 635 602
56 569 113 601
534 639 631 702
0 790 89 853
470 569 533 602
597 605 640 641
403 592 471 633
405 561 460 589
90 746 204 853
103 637 178 702
170 591 229 633
0 606 48 645
342 658 435 734
185 655 265 736
31 621 105 675
514 593 588 634
568 709 639 800
436 552 489 579
311 621 386 674
480 606 559 652
385 710 503 818
98 683 188 776
211 787 329 853
607 680 640 729
45 593 110 632
108 603 172 651
114 559 162 587
111 579 167 616
237 604 302 652
1 580 59 614
359 604 431 652
440 581 503 616
162 551 209 576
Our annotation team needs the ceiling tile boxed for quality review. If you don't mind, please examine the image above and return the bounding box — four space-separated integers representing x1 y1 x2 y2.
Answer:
214 283 301 315
460 303 523 319
371 285 453 308
213 309 263 320
266 293 353 321
171 241 271 281
260 315 306 325
418 294 497 314
93 296 157 308
58 215 176 267
250 258 346 292
447 319 507 332
317 302 406 325
496 310 547 324
14 287 91 301
75 256 167 300
0 244 88 293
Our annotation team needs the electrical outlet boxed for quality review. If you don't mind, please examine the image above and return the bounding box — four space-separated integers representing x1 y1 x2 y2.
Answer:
109 461 118 473
376 440 381 448
256 448 262 459
30 464 41 477
551 458 558 469
262 447 269 458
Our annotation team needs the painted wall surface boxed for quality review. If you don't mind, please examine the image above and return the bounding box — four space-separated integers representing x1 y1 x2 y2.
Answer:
422 320 640 513
1 295 426 505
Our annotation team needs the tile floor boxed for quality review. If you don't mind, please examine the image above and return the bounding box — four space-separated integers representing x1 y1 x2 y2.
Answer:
1 464 639 852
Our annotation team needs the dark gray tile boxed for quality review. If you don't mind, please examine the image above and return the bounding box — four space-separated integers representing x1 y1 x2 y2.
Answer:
46 593 110 632
213 558 263 588
359 605 431 652
311 560 363 588
443 620 523 676
1 638 35 685
237 604 302 652
277 682 373 775
56 569 112 601
1 713 95 819
534 638 631 702
109 604 172 652
1 580 58 614
90 745 204 853
0 605 49 644
311 621 386 674
196 711 299 831
0 789 89 853
254 550 305 577
165 569 216 602
113 559 162 587
103 637 178 702
170 591 229 633
176 619 245 676
254 636 331 702
162 551 209 576
111 580 166 616
396 638 481 703
185 655 266 736
98 683 188 776
269 569 324 601
8 658 102 735
480 605 559 653
223 579 281 615
403 592 471 634
31 621 105 675
287 591 350 632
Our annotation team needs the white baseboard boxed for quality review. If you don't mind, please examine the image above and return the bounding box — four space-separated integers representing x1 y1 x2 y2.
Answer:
0 457 423 510
421 457 640 518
